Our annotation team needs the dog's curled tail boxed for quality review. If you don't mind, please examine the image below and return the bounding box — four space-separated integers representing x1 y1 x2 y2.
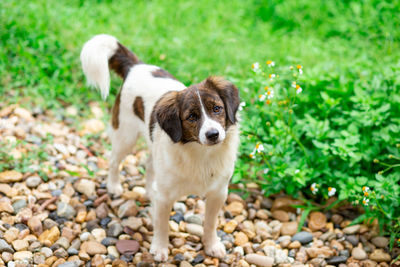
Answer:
80 34 140 100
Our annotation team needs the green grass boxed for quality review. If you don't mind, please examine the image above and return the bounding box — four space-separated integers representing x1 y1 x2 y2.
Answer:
1 0 399 110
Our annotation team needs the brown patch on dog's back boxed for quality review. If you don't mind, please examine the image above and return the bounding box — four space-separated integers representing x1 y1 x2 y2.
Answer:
109 43 142 79
112 91 121 129
151 69 176 80
133 96 145 121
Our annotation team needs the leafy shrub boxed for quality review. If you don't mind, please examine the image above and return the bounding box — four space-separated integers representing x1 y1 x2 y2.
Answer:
234 60 400 245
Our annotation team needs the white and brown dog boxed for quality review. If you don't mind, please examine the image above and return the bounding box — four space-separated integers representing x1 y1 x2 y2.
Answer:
80 34 240 261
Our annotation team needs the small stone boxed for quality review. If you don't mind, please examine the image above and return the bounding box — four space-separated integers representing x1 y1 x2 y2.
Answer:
91 254 104 266
234 232 249 246
95 202 109 219
292 231 313 244
0 239 14 253
352 247 367 260
225 202 244 216
41 247 53 258
57 202 76 219
2 251 12 262
171 212 185 224
79 232 91 241
13 251 33 261
186 224 204 237
108 245 119 258
39 226 60 245
118 200 138 218
369 249 391 262
115 240 139 254
121 217 142 231
3 228 18 243
107 223 123 237
245 254 274 267
306 247 335 258
224 220 238 234
180 261 192 267
27 216 43 235
11 240 28 251
320 231 336 242
80 119 105 135
281 221 298 236
12 199 27 213
14 107 33 121
271 210 289 222
343 225 360 235
186 214 202 225
331 214 343 225
256 209 269 220
192 254 205 264
54 247 68 258
67 248 78 255
326 255 348 265
56 237 70 249
26 176 42 188
371 237 389 248
101 237 118 246
92 228 106 243
308 212 327 231
288 240 301 249
81 241 107 255
173 202 187 214
0 202 14 213
346 235 359 246
172 237 185 248
0 171 23 183
74 179 96 197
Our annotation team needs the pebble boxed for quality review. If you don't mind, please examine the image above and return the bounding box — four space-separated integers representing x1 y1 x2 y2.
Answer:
326 255 348 264
174 202 187 214
116 240 139 254
11 240 28 251
308 211 327 231
81 241 107 255
121 217 142 231
74 179 96 197
107 223 123 237
12 199 27 213
57 202 76 219
371 236 389 248
186 224 204 237
13 251 32 261
369 249 391 262
224 220 238 234
108 246 119 258
281 221 298 236
352 247 367 260
118 200 138 218
0 239 14 253
343 225 360 235
292 231 313 244
186 214 202 225
272 210 289 222
225 201 244 216
38 226 60 245
25 176 42 188
245 254 274 267
234 232 249 246
0 171 23 183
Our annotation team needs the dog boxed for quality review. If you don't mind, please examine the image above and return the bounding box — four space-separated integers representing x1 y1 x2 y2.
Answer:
80 34 240 261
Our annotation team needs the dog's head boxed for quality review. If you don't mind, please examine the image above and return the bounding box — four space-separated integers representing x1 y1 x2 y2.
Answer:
154 76 239 145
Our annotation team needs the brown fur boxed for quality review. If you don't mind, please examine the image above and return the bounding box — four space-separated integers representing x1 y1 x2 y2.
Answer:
133 96 145 121
150 77 239 143
112 91 121 129
151 69 176 80
109 43 141 79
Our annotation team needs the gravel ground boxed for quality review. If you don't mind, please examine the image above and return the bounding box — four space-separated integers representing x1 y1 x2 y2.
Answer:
0 104 399 267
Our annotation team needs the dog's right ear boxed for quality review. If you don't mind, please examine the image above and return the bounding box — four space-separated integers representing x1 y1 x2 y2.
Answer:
155 91 182 143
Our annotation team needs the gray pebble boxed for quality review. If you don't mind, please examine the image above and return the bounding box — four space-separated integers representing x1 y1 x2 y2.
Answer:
12 199 27 213
0 238 14 253
291 231 313 244
173 202 187 214
57 202 76 219
185 214 203 225
26 176 42 188
106 223 123 237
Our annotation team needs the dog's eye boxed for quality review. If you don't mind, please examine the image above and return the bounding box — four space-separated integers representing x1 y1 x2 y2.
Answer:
213 106 222 113
187 114 198 122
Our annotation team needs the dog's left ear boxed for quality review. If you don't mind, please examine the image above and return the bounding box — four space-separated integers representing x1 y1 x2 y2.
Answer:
205 76 240 125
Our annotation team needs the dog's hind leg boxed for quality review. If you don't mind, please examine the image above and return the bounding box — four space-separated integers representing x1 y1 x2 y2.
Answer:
107 127 138 196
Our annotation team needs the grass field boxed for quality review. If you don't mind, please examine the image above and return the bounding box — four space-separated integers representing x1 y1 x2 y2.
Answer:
1 0 399 110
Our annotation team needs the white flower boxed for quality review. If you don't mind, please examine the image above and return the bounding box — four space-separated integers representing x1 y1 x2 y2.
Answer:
296 87 302 94
294 169 300 174
266 60 275 67
258 94 266 101
238 102 246 111
362 197 369 206
299 68 303 75
255 143 264 153
310 183 318 194
269 74 276 79
328 187 336 197
252 62 260 72
291 81 297 88
362 186 370 192
266 90 274 99
263 168 270 174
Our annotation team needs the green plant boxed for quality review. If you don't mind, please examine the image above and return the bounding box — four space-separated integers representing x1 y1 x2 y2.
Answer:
234 60 400 243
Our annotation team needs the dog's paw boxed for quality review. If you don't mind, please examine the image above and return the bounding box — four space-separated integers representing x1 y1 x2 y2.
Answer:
205 241 226 259
107 182 123 196
150 245 169 262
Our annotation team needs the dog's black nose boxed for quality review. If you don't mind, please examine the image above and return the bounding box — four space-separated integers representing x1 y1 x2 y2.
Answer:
206 129 219 141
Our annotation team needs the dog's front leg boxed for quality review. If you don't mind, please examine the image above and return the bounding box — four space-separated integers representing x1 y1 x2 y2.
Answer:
150 194 173 262
203 187 228 258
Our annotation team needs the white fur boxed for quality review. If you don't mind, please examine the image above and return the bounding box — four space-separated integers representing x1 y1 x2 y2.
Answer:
80 34 119 100
80 34 239 261
196 90 226 145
